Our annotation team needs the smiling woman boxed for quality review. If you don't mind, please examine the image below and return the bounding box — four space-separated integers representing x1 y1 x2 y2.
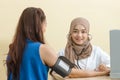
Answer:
65 17 92 64
56 17 110 78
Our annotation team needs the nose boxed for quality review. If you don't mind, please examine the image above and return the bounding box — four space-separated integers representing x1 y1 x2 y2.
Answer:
78 31 82 37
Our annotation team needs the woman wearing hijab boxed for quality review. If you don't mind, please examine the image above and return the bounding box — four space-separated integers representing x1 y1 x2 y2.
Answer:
57 17 110 78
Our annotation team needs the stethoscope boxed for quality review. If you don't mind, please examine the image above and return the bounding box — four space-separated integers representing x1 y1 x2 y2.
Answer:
72 34 92 69
73 48 85 69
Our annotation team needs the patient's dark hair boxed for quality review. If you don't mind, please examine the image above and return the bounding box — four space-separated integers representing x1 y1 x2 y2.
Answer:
6 7 46 79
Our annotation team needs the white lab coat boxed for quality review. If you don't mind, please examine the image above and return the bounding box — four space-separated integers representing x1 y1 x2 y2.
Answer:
58 45 110 71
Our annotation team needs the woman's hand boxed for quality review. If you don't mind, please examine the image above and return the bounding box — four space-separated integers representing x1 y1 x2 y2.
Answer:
98 64 110 75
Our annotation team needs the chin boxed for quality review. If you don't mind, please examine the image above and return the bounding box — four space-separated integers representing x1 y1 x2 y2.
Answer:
75 42 83 45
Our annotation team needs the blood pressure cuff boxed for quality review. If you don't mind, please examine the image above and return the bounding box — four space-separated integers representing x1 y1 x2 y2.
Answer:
50 56 75 77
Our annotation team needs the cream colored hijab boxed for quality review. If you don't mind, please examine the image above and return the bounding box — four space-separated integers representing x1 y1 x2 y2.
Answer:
65 17 92 63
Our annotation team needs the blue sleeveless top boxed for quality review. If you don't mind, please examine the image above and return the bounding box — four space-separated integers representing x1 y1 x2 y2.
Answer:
8 39 49 80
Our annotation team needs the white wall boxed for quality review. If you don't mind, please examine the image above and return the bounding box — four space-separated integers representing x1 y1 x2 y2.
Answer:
0 0 120 79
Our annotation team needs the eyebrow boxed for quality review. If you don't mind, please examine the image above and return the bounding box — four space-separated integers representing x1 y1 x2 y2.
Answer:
73 29 78 30
73 28 86 31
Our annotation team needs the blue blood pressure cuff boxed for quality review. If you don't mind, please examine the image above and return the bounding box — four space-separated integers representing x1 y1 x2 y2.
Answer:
50 56 75 77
